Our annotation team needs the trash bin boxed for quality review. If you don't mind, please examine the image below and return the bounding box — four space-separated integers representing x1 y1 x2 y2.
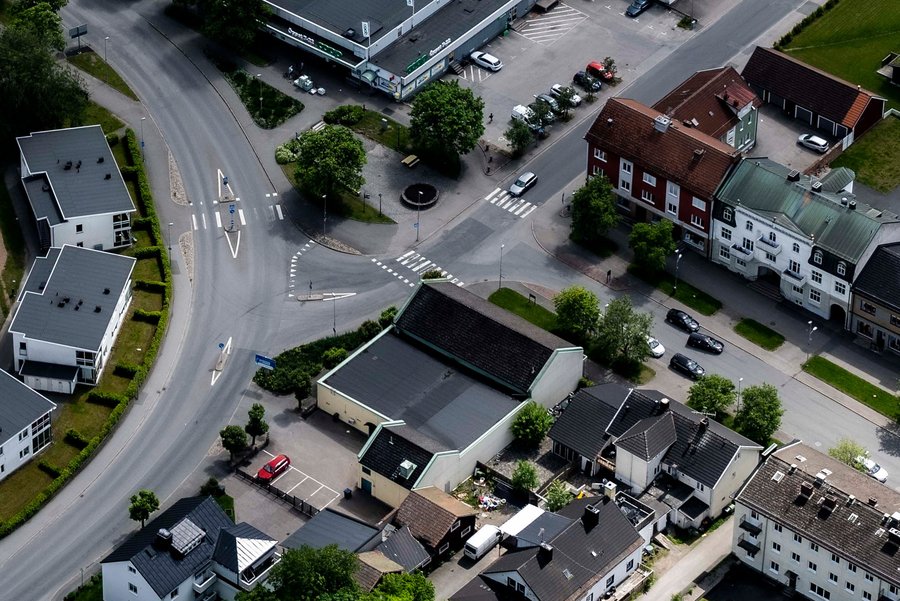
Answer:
344 487 353 500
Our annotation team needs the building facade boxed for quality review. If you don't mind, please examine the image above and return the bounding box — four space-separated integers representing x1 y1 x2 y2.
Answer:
849 243 900 355
0 369 56 482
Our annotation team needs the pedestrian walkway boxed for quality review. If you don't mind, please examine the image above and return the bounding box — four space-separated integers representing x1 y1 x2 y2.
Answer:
644 524 733 601
484 187 538 218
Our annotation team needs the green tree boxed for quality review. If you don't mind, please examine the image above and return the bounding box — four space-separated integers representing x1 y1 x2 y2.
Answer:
410 80 484 160
594 296 652 365
512 460 539 493
570 174 619 247
379 306 398 329
294 124 366 201
828 438 868 472
235 545 359 601
220 424 248 461
421 268 443 279
528 100 553 127
175 0 269 53
544 480 573 512
511 401 554 449
629 219 677 273
553 285 600 343
687 375 736 417
734 383 783 445
245 403 269 446
10 2 64 51
505 119 534 158
128 489 160 528
554 87 576 118
13 0 67 12
370 572 435 601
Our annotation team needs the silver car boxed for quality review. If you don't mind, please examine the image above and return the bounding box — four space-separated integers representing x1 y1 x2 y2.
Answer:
798 134 829 153
509 172 538 197
470 51 503 72
550 84 582 107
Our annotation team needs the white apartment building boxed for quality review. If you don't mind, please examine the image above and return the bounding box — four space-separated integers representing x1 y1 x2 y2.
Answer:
0 369 56 482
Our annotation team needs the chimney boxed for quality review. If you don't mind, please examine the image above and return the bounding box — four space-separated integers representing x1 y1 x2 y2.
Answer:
841 197 848 206
849 200 857 211
811 180 823 192
699 417 709 432
607 117 614 127
693 148 705 160
847 495 855 506
654 115 671 133
799 482 814 498
787 170 800 182
582 504 601 529
660 398 670 413
538 542 554 562
868 497 878 507
604 481 617 501
154 528 173 550
789 463 797 473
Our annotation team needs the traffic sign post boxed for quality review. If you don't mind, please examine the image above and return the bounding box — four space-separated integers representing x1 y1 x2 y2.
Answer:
254 354 276 370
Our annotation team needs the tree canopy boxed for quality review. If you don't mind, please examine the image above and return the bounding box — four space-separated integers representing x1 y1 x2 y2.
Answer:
629 219 677 273
570 174 619 247
553 285 600 344
294 124 366 200
11 2 65 51
734 383 783 445
236 545 359 601
410 80 484 159
220 424 248 460
512 460 539 493
828 438 868 472
128 489 160 528
594 296 652 365
687 375 736 417
505 119 533 158
174 0 269 53
245 403 269 446
544 480 573 512
511 401 554 449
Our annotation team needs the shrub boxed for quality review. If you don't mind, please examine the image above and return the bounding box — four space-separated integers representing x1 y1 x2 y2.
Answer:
294 376 311 402
512 460 539 493
359 320 381 340
322 347 349 369
200 477 225 497
421 269 443 279
511 401 554 449
578 377 595 390
106 133 119 146
114 363 139 378
65 429 90 450
323 104 366 126
379 306 398 329
275 141 300 164
131 246 161 259
87 390 128 408
133 309 162 324
38 461 61 478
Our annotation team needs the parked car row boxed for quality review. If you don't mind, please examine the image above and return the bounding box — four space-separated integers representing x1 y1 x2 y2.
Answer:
660 309 726 379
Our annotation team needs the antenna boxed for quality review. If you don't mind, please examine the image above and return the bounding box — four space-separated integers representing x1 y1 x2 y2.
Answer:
691 410 716 417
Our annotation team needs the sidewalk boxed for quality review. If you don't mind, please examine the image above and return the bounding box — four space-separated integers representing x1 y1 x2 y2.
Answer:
644 524 733 601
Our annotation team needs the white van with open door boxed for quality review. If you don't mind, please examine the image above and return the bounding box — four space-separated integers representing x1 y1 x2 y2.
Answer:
464 524 502 560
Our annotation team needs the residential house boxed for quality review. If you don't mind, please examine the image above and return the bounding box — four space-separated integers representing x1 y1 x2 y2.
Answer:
548 384 762 529
652 66 761 153
355 551 404 592
585 98 740 254
0 369 56 482
878 52 900 86
712 158 900 324
742 46 886 149
17 125 135 252
733 442 900 601
395 486 477 559
101 496 279 601
450 496 644 601
9 245 135 393
849 242 900 355
318 280 583 507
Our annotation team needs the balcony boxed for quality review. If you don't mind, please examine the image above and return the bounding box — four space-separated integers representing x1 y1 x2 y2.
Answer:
240 552 281 589
739 517 762 536
193 570 216 594
731 243 753 257
782 268 806 286
757 235 782 255
737 534 760 557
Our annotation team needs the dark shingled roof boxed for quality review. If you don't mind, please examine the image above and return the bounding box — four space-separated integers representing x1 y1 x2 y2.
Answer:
585 98 740 200
19 361 79 381
852 243 900 313
395 281 575 394
212 523 276 574
482 497 643 601
102 497 234 598
355 551 403 592
742 46 883 129
450 576 520 601
360 423 442 490
738 443 900 586
377 525 431 572
281 508 381 552
0 368 56 440
396 487 476 548
547 384 627 460
509 512 574 550
615 413 677 461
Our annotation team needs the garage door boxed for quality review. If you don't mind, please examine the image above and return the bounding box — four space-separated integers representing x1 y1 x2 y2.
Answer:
795 107 813 125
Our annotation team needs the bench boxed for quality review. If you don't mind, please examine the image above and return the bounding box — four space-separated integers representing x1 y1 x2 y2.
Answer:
401 154 420 168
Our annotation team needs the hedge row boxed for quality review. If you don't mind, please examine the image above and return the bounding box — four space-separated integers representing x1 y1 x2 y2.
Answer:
64 429 90 450
135 279 167 293
38 461 61 479
0 129 173 539
132 216 154 228
131 246 162 259
134 309 162 324
774 0 840 49
114 363 140 378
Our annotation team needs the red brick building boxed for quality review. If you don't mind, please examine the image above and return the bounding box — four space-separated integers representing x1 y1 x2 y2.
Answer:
584 98 740 255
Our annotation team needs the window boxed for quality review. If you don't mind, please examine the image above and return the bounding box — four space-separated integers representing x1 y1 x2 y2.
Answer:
791 552 801 562
76 224 83 233
128 566 136 574
810 542 819 552
594 148 606 162
811 270 822 284
860 300 876 315
863 592 872 601
19 447 29 459
507 578 516 589
770 561 780 573
846 583 855 593
667 182 679 197
746 220 753 231
593 164 602 176
810 289 821 304
837 262 846 276
723 207 733 221
439 543 450 554
641 190 654 203
667 200 678 216
620 180 631 192
621 160 632 174
361 466 371 475
76 242 84 247
170 587 179 599
697 482 705 492
460 526 471 537
848 563 856 573
643 173 656 186
18 429 28 441
831 553 839 563
769 231 777 243
793 242 800 253
721 227 732 241
585 595 593 601
129 583 138 595
606 575 615 588
814 250 823 264
789 260 801 274
892 314 900 328
627 559 634 571
808 561 817 572
691 214 703 228
451 520 460 532
765 252 776 262
692 197 707 211
742 238 754 252
772 541 781 552
829 573 838 583
793 285 804 294
809 583 830 600
835 282 846 295
719 247 731 260
736 259 746 267
773 524 783 533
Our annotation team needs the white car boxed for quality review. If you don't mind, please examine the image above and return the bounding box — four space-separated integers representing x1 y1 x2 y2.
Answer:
550 84 582 107
856 455 888 483
509 172 538 197
798 134 829 154
470 51 503 72
647 336 665 358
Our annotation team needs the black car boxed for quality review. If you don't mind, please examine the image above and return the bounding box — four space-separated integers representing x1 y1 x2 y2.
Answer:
687 332 724 354
669 353 705 380
625 0 652 17
666 308 700 332
573 71 602 92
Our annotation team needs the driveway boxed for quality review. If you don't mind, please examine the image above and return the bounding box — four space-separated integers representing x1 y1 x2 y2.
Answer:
753 104 829 171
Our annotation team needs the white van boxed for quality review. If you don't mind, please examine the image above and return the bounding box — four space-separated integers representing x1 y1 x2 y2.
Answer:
464 524 502 560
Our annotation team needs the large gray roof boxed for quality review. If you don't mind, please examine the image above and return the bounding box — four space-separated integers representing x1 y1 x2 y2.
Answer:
546 384 628 460
0 369 56 440
10 246 135 351
17 125 135 221
267 0 416 45
281 508 381 553
325 332 520 450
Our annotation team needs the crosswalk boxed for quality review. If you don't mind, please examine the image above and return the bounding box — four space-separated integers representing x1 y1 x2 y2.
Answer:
517 3 588 46
191 203 286 230
485 188 538 218
384 251 465 287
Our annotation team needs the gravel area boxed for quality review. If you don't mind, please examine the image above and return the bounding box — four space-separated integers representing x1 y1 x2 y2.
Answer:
178 232 194 283
485 437 567 490
169 149 189 206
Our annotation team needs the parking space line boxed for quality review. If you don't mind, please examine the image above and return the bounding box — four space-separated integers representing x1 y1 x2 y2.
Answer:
275 204 284 220
285 475 309 494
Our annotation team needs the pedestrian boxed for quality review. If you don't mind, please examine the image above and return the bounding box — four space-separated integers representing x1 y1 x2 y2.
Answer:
606 269 612 284
288 65 294 77
300 61 305 73
488 112 493 123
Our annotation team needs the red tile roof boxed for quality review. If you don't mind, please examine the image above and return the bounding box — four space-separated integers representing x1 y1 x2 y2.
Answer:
585 98 740 199
741 46 884 128
396 487 477 548
653 67 761 140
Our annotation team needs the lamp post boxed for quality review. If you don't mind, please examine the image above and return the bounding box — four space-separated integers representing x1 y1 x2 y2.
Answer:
378 193 382 216
256 73 263 115
807 320 818 363
140 117 146 149
498 244 505 290
167 222 174 255
104 37 110 83
322 194 327 237
673 250 683 296
737 377 744 412
416 190 422 242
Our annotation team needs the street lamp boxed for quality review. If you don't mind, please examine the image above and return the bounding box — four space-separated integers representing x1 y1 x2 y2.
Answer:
498 244 505 290
104 37 110 83
673 251 683 296
416 190 422 242
378 193 382 216
807 320 818 362
256 74 263 115
322 194 327 237
737 377 744 412
140 117 146 149
167 222 174 255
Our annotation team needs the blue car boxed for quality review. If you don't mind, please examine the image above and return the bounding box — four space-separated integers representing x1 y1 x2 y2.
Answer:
625 0 652 17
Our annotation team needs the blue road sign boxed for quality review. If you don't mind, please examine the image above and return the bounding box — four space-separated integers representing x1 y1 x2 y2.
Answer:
229 204 236 214
255 354 276 370
218 342 225 350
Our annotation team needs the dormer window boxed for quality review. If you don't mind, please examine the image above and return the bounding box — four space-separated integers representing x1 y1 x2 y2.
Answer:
813 250 823 265
723 207 733 221
837 261 846 276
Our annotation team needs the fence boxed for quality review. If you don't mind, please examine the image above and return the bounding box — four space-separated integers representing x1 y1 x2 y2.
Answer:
234 468 320 518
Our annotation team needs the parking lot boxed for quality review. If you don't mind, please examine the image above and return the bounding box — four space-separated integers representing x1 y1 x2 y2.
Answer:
752 103 831 172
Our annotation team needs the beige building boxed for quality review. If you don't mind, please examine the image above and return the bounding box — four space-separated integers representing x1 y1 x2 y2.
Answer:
849 243 900 356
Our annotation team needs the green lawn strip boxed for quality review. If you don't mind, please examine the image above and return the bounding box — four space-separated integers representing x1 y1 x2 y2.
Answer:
132 289 165 313
734 318 785 351
64 574 103 601
110 320 157 367
352 110 413 154
278 162 395 224
221 69 304 129
489 288 559 332
803 356 899 417
80 101 125 135
627 265 722 316
68 51 140 101
0 181 26 318
831 117 900 193
0 463 54 522
132 257 163 282
53 390 114 440
214 494 236 522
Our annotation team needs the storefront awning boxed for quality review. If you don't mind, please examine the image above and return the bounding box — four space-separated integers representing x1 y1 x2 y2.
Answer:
360 70 377 83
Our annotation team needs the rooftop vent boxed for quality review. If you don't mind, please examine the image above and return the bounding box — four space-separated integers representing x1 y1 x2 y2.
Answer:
690 117 699 127
814 468 832 484
849 200 857 211
660 398 670 412
398 459 416 480
889 528 900 544
811 181 823 192
104 173 111 180
582 503 601 529
604 481 617 500
868 497 878 507
94 306 102 313
841 197 848 206
654 115 671 133
64 161 73 170
789 463 797 474
787 170 800 182
772 471 785 482
607 117 614 127
693 148 705 160
154 528 173 550
97 157 104 164
538 542 553 562
847 495 855 506
343 28 355 38
800 482 814 498
103 288 110 295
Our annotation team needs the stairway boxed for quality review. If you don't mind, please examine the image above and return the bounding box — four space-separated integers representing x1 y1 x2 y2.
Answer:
448 61 464 75
747 278 783 302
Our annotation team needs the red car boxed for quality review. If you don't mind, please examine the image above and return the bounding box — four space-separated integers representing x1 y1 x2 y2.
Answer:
257 454 290 481
586 61 615 81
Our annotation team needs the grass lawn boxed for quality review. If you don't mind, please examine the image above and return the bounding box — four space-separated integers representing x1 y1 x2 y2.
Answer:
831 117 900 193
132 289 165 313
111 320 157 367
782 0 900 110
80 101 125 135
214 494 236 522
628 265 722 316
129 229 155 248
803 356 899 417
54 389 115 440
222 69 303 129
132 257 162 282
0 462 54 521
0 180 26 320
64 574 103 601
68 50 139 101
489 287 559 332
734 318 785 351
353 110 413 154
279 163 395 224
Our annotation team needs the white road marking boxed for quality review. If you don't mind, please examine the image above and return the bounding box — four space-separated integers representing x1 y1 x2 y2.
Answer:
192 214 198 231
520 205 537 218
225 230 240 259
514 202 532 216
485 188 501 202
398 250 415 260
215 212 222 229
201 213 208 230
275 205 284 220
238 209 246 226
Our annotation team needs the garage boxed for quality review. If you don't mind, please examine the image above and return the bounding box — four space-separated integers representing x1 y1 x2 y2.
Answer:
795 106 813 125
20 361 79 394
